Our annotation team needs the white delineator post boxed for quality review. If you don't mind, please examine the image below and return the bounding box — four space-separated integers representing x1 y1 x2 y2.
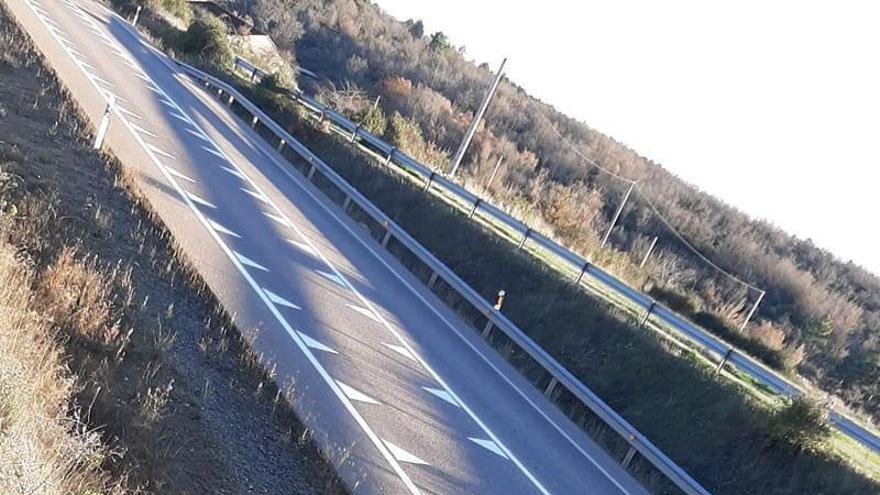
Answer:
486 155 505 187
640 236 658 268
739 289 766 332
131 5 141 27
92 96 115 150
448 58 507 177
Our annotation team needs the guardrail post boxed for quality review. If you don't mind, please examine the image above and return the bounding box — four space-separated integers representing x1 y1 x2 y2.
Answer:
517 228 531 249
640 301 657 326
318 110 325 124
217 88 224 98
227 94 235 106
350 124 361 143
342 196 352 212
250 115 259 128
468 198 482 219
574 261 591 285
482 320 494 338
621 445 637 468
203 76 210 87
306 162 317 181
276 138 286 152
423 171 436 192
380 221 392 247
543 377 558 397
427 272 439 289
715 348 733 374
251 67 259 83
384 148 396 166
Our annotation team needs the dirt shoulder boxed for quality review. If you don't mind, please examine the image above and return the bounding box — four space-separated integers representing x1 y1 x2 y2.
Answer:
0 3 344 493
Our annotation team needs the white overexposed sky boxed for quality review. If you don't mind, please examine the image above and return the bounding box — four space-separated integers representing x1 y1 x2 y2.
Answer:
375 0 880 276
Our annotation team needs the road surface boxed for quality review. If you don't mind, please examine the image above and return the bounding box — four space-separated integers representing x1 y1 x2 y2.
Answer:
5 0 652 493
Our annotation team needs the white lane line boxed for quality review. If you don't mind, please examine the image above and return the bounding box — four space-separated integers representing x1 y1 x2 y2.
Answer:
163 165 196 184
169 111 192 124
234 252 270 272
185 128 211 142
129 122 157 138
146 143 175 160
262 211 291 227
158 97 176 109
297 331 338 354
422 387 459 408
185 191 216 209
337 381 381 405
384 441 429 466
263 288 301 310
469 438 510 459
241 187 268 203
208 219 241 238
133 71 152 83
117 106 142 120
221 165 245 179
346 303 380 323
316 269 346 287
382 342 417 362
287 239 316 256
201 145 226 159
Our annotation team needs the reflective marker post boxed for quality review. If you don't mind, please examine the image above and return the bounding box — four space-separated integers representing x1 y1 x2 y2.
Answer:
131 5 141 27
92 96 115 150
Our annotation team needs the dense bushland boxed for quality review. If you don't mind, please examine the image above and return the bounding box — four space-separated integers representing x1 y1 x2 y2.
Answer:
223 0 880 422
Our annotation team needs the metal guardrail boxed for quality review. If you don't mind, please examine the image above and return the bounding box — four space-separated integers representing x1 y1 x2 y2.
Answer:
231 55 880 456
189 60 711 494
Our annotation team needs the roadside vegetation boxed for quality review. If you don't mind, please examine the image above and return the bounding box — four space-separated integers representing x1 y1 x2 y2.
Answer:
0 4 344 493
114 2 880 493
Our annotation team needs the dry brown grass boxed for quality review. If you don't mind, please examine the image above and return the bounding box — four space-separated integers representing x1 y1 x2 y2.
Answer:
0 240 126 495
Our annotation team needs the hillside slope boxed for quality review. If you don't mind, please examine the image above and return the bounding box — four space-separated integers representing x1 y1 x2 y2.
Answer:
229 0 880 421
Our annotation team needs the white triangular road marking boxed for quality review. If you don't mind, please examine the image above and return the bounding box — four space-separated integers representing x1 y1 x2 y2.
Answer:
287 239 316 256
384 440 429 466
186 128 210 142
422 387 459 408
469 438 509 459
262 211 291 227
337 381 380 405
241 188 268 203
297 332 337 354
235 252 269 272
208 220 240 238
264 288 301 310
164 166 196 183
381 342 416 362
346 303 379 322
221 166 244 179
316 270 345 287
147 143 175 159
202 146 226 160
185 191 216 209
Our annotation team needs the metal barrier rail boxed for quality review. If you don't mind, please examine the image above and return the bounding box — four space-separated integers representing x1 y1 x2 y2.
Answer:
180 60 712 495
241 56 880 455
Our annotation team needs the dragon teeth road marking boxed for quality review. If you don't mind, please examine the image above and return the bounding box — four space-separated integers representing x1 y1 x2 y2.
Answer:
201 145 226 159
146 143 175 159
221 165 244 179
262 211 291 227
337 381 381 405
169 111 191 124
384 441 429 466
129 122 156 138
263 288 301 310
241 187 268 203
297 331 338 354
163 165 196 183
316 269 345 287
117 105 142 120
208 219 241 238
287 239 316 256
234 252 269 272
346 303 380 322
185 191 216 209
469 438 510 459
381 342 417 362
422 387 459 408
185 128 210 142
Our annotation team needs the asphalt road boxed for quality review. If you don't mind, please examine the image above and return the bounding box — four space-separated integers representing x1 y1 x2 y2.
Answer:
6 0 652 493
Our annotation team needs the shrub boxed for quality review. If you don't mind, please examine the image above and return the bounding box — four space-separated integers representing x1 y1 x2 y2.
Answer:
178 14 230 66
766 397 831 453
649 285 698 316
353 104 387 136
